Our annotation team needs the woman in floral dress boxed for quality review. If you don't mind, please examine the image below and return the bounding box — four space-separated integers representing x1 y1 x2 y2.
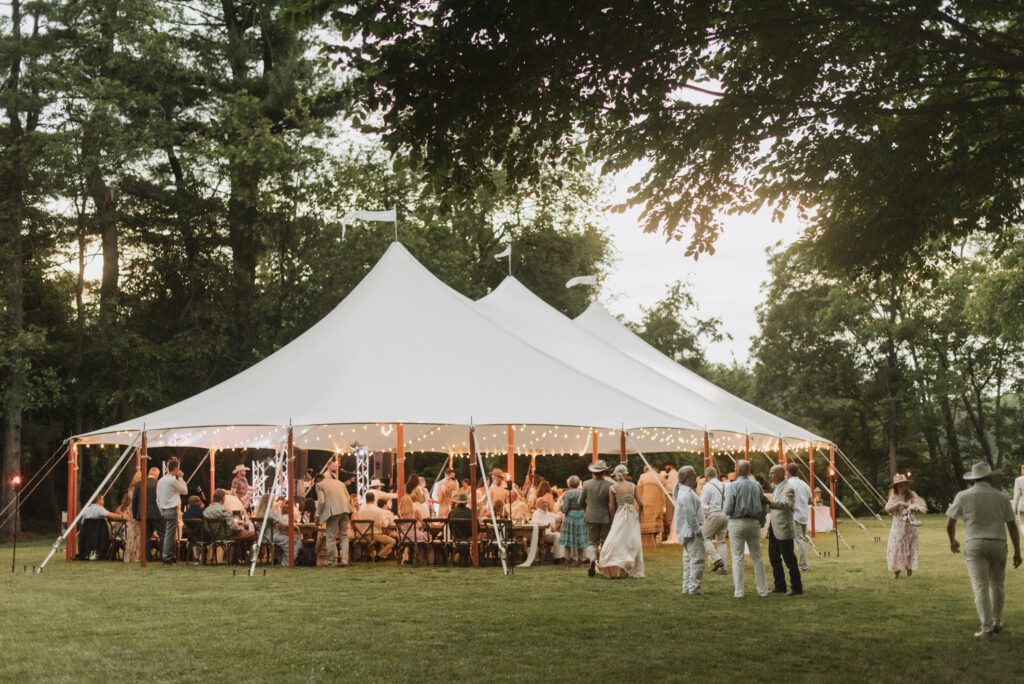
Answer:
885 473 927 579
558 475 587 567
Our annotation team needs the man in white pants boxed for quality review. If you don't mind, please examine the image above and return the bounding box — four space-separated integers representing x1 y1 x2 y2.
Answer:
700 466 728 573
675 466 704 595
724 460 769 598
786 463 812 572
1012 464 1024 533
946 462 1022 637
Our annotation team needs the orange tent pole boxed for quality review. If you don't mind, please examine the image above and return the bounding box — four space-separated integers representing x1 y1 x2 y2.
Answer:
808 443 816 538
778 437 786 467
65 443 78 562
139 431 148 568
743 434 750 472
829 444 837 532
287 427 296 568
507 426 514 483
469 430 479 569
395 424 405 496
619 430 627 464
703 432 711 471
209 450 215 504
591 428 599 464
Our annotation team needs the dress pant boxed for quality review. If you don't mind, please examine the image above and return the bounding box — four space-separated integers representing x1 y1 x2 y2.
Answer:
965 539 1007 631
541 531 566 559
794 521 809 571
160 509 178 561
727 518 768 597
372 534 396 559
702 511 728 566
585 522 612 561
324 513 350 566
768 525 802 593
681 535 705 595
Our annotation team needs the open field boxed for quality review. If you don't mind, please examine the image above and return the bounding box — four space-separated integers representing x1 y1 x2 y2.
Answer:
2 515 1022 683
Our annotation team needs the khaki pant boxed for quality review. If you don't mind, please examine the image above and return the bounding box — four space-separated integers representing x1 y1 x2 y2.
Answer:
682 535 705 595
324 513 350 566
965 539 1007 631
372 533 396 559
794 521 809 571
702 510 728 566
586 522 612 561
728 518 768 598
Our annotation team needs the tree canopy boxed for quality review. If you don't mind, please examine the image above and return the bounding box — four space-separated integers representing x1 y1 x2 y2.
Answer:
298 0 1024 271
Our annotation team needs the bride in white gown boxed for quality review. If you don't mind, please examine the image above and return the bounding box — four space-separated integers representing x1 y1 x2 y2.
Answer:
597 464 645 579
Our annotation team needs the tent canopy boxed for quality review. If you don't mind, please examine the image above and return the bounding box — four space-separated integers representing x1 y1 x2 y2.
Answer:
76 243 704 455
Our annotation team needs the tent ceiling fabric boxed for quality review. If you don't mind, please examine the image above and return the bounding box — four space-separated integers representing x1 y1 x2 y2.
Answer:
476 278 782 452
75 243 703 454
574 302 830 446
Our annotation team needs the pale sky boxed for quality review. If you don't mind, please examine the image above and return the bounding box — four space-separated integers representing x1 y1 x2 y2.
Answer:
601 171 806 367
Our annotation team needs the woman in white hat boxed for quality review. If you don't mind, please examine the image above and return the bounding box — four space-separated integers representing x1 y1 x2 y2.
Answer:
885 473 927 579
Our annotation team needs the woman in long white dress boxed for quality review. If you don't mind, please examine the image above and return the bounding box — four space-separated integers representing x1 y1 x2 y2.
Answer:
597 465 645 579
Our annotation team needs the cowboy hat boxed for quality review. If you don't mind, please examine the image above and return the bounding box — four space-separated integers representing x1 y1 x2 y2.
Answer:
889 473 910 490
588 459 609 473
964 462 999 480
491 468 506 479
232 464 249 474
452 492 470 504
369 479 384 488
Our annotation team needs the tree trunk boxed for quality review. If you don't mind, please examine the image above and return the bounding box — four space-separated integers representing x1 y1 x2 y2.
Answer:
940 396 965 484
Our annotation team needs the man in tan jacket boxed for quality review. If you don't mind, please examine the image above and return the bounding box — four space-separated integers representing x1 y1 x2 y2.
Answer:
316 461 353 567
767 465 802 595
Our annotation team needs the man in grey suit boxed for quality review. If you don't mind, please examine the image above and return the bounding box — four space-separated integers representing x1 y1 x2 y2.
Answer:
579 459 612 577
316 460 353 567
767 465 802 595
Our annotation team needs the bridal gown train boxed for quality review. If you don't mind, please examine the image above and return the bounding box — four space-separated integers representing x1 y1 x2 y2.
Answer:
597 483 645 579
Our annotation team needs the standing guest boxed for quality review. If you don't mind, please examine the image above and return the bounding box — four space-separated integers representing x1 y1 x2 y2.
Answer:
230 464 251 508
637 466 665 542
353 491 396 560
316 460 353 567
203 488 257 553
596 464 645 579
675 466 705 595
580 460 613 576
113 493 133 519
700 466 728 573
368 479 398 506
786 463 813 572
559 476 587 567
664 463 680 544
132 467 162 559
724 460 770 598
531 498 566 562
885 473 927 579
436 469 458 517
489 469 509 509
766 465 802 595
157 459 189 565
1012 464 1024 533
946 462 1022 637
124 472 142 563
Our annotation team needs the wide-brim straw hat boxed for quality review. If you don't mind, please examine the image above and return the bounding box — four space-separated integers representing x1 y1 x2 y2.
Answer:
491 468 506 479
369 479 384 488
588 459 609 473
232 464 249 474
889 473 910 490
964 461 999 480
452 492 470 504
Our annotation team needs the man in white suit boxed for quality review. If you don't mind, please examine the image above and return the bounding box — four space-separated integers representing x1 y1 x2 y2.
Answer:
786 463 813 571
316 461 353 567
674 466 704 595
1012 464 1024 533
767 465 802 595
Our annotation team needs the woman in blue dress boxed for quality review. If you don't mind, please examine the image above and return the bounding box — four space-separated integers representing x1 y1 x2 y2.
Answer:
559 475 587 567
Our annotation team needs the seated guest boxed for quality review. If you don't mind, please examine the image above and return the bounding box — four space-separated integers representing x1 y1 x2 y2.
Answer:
397 487 433 564
509 490 530 521
531 497 566 562
79 494 123 560
113 493 132 519
204 488 256 555
82 494 125 521
353 492 397 559
447 492 473 540
223 490 249 522
182 496 205 520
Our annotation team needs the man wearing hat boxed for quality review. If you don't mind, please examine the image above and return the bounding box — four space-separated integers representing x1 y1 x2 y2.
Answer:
447 491 473 540
368 479 397 505
230 464 251 508
946 462 1022 637
579 459 613 576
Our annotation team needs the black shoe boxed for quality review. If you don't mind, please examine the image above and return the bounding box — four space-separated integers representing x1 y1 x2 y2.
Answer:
588 561 596 577
770 588 787 594
786 589 803 596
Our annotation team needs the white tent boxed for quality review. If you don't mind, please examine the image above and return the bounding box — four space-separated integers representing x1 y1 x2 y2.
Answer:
574 302 830 446
75 243 705 455
475 277 784 452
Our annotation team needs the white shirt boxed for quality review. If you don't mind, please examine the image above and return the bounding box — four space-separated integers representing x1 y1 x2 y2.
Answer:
788 476 812 525
223 493 246 514
156 473 188 511
700 478 726 514
1012 475 1024 514
531 508 560 531
82 503 110 520
674 484 703 540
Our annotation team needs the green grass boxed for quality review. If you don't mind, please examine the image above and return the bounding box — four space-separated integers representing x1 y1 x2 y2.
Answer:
1 516 1022 683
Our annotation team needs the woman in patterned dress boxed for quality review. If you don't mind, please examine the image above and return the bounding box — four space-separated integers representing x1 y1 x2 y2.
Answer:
559 475 587 567
885 473 926 579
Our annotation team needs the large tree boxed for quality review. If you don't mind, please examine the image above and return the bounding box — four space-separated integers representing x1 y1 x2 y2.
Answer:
292 0 1024 271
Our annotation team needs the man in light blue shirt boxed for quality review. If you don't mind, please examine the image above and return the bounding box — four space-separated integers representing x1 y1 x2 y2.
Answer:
674 466 704 596
724 460 769 598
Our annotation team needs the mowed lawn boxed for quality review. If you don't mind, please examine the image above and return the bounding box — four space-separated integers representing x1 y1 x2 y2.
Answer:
2 515 1023 683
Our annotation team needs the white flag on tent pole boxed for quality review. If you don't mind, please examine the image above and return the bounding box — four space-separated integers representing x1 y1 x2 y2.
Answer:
494 246 511 260
341 208 398 240
565 275 598 289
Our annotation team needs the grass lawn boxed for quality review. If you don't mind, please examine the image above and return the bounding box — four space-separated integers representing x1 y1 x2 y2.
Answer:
1 515 1022 683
